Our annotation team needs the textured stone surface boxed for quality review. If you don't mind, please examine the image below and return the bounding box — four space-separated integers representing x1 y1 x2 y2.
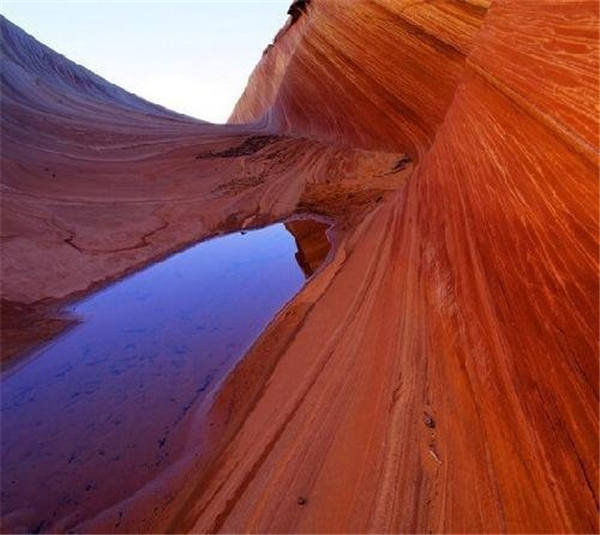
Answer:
188 2 599 533
0 0 597 532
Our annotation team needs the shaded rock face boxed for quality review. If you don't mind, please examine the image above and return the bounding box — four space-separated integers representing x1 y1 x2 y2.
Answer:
0 299 75 363
287 0 311 24
0 2 598 535
0 15 402 306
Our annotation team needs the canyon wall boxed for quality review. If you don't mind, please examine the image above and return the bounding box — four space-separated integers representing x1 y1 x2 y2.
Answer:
1 0 598 532
0 15 403 359
231 0 491 158
189 1 598 532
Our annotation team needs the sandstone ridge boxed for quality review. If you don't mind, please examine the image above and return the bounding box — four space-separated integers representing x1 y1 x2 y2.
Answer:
0 2 598 533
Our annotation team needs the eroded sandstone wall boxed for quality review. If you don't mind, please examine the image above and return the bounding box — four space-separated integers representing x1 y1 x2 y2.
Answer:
0 1 597 532
204 0 598 532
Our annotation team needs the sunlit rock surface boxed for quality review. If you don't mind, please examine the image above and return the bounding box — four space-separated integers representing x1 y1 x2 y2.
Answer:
0 0 598 532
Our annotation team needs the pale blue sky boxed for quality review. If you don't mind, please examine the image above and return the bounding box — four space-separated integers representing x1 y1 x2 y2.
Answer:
2 1 289 123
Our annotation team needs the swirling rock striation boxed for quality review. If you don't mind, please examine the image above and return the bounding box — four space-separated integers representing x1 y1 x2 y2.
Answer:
0 1 598 533
190 1 599 533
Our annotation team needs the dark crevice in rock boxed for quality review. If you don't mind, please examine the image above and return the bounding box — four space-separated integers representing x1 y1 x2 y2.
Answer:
195 136 281 159
288 0 312 25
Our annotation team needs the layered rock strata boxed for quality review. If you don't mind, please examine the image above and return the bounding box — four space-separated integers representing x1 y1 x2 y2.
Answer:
0 1 598 532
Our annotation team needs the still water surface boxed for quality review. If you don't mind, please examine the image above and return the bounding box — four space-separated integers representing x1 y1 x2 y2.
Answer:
1 220 330 531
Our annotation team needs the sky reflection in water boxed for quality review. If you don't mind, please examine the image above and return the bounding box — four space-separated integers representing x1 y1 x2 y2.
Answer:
1 221 328 530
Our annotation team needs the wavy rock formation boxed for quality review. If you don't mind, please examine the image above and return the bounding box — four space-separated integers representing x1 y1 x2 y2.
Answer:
0 0 598 533
0 15 405 359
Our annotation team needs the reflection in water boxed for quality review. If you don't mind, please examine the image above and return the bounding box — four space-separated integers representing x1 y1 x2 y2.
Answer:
285 219 332 277
1 220 330 532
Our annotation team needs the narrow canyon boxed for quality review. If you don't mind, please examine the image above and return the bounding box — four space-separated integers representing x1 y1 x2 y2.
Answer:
0 1 598 533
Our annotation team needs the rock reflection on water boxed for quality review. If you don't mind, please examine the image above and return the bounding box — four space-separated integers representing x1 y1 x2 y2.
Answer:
0 219 330 532
285 219 331 277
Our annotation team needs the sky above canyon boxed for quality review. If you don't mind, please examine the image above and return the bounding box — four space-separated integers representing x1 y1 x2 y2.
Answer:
2 1 289 123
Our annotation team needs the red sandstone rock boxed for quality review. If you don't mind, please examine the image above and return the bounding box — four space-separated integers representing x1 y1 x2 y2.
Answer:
0 1 598 532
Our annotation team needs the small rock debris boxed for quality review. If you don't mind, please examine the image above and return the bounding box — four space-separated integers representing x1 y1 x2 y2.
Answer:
391 155 412 173
424 413 436 429
195 135 279 160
